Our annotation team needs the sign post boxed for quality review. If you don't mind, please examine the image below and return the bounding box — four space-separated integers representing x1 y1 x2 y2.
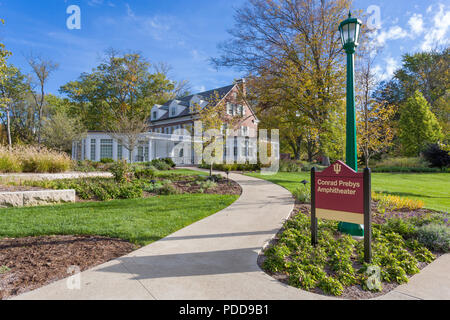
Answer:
311 161 372 263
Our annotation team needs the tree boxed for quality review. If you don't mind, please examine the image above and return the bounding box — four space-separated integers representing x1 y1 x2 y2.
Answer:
27 54 59 145
398 91 443 156
394 48 449 113
355 45 396 167
213 0 351 162
194 86 243 175
0 19 12 145
61 50 175 161
0 65 30 146
41 95 86 152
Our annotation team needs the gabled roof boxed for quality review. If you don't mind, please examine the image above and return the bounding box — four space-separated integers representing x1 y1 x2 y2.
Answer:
162 84 235 107
152 84 236 123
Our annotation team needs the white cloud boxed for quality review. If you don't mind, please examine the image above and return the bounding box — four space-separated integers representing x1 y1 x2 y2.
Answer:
408 13 424 35
374 25 409 47
88 0 103 6
375 57 399 81
421 4 450 51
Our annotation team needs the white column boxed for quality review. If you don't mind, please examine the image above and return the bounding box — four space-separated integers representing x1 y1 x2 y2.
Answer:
112 139 118 161
96 138 101 162
148 139 153 161
85 137 91 161
236 136 245 164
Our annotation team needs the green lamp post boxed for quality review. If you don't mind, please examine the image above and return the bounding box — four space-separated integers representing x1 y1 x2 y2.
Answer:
338 11 364 236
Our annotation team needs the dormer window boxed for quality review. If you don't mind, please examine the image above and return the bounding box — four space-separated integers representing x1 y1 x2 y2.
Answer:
171 106 176 117
152 111 158 120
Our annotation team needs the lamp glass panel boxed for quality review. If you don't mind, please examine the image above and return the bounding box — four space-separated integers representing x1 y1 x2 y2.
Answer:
348 22 356 43
354 23 361 45
342 24 350 44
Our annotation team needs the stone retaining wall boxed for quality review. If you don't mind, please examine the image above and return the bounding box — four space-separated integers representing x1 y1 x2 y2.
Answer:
0 190 76 208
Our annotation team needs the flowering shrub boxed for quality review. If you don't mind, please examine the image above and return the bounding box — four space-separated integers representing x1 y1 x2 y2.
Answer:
373 192 424 213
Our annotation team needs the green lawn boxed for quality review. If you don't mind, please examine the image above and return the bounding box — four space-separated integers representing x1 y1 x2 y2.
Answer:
246 172 450 212
0 194 238 245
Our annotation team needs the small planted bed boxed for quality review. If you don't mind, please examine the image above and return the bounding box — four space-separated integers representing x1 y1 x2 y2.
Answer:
259 195 449 300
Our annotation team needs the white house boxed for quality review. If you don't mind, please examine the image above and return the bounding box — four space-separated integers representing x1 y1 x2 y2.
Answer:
72 81 266 165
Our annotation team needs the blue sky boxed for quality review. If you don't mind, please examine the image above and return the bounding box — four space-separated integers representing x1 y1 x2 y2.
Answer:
0 0 449 95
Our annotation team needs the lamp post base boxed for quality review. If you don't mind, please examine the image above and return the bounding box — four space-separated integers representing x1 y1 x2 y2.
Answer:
338 222 364 236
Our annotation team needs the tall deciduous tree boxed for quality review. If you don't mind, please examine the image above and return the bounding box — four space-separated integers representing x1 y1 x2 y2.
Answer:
61 50 175 161
212 0 351 162
194 87 243 175
0 65 30 146
0 19 12 145
27 54 59 145
399 90 443 156
355 44 396 167
41 95 86 152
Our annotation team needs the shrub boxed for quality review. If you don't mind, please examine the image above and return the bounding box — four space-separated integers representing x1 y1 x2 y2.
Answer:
422 144 450 169
150 159 171 171
161 157 176 168
279 160 301 172
372 157 430 168
134 168 156 180
157 180 178 195
109 160 130 183
293 186 311 203
100 158 115 164
416 223 450 252
382 218 417 239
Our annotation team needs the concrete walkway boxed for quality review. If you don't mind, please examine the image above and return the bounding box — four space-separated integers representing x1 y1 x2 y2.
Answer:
13 170 449 300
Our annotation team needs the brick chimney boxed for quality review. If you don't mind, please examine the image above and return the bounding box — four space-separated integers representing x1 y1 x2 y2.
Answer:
236 78 246 97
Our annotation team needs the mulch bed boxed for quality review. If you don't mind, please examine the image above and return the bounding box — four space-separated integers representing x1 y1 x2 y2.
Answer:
172 178 242 195
258 202 441 300
0 235 137 300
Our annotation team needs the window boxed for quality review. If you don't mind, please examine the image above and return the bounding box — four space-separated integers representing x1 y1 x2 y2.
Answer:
100 139 113 160
90 139 96 161
117 141 123 160
227 103 232 115
171 107 177 116
137 146 144 162
144 146 149 162
153 111 158 120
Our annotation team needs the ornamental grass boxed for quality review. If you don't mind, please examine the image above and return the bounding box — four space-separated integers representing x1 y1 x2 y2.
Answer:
0 145 73 173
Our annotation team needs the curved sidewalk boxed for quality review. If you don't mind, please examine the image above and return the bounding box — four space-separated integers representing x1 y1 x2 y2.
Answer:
13 170 450 300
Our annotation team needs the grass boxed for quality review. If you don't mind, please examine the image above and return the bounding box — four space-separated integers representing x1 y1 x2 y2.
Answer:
0 194 238 246
246 171 450 212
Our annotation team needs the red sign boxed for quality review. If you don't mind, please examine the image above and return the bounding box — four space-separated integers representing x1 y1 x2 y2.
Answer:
314 161 364 224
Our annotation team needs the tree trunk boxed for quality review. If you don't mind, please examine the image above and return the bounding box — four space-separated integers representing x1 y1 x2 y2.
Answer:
6 105 12 147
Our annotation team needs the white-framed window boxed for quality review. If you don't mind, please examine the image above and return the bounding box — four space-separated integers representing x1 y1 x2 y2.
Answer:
152 111 158 120
90 139 96 161
117 143 123 160
227 103 233 115
171 106 177 116
100 139 113 160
